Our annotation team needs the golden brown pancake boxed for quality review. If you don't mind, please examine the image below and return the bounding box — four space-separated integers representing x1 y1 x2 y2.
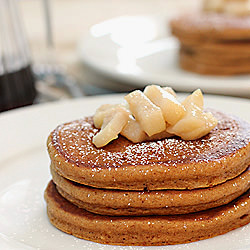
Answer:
171 12 250 42
52 167 250 216
180 49 250 75
180 39 250 55
47 110 250 190
181 45 250 63
170 12 250 75
44 181 250 246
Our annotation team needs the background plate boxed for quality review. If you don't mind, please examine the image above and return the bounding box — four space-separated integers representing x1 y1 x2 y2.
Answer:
0 94 250 249
78 15 250 97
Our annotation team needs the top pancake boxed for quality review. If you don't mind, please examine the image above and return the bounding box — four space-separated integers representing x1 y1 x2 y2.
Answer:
47 110 250 190
171 12 250 42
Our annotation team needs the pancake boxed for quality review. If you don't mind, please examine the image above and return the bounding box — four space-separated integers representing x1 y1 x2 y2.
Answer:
52 167 250 216
44 181 250 246
181 45 250 62
171 12 250 42
170 12 250 75
179 49 250 75
180 39 250 56
47 110 250 190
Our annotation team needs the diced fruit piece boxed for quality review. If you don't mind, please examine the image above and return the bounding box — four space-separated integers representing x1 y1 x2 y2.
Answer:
121 116 173 143
224 1 248 16
167 110 217 140
147 130 173 141
182 89 204 111
162 86 177 97
203 0 224 12
93 104 117 129
167 112 205 135
167 90 217 140
144 85 186 125
121 115 147 143
125 90 166 136
93 106 129 148
169 112 218 140
198 112 217 138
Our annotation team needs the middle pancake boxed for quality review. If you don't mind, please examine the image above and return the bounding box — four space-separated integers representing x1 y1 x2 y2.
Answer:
52 167 250 216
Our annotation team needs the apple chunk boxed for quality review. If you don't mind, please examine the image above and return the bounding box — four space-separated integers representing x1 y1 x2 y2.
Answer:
125 90 166 136
93 104 117 129
121 115 148 143
182 89 203 110
144 85 186 125
182 112 218 140
93 105 129 148
121 115 173 143
167 90 217 140
162 86 177 97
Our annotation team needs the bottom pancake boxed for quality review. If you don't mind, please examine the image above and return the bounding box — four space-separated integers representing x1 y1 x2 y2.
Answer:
44 181 250 246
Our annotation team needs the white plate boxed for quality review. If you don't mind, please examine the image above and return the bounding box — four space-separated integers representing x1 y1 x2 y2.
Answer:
0 94 250 250
78 15 250 98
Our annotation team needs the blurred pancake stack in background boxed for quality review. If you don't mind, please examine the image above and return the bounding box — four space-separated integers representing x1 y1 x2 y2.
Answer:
171 0 250 75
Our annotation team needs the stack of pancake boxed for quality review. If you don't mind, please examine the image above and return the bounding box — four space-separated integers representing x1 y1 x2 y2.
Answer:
170 12 250 75
44 110 250 246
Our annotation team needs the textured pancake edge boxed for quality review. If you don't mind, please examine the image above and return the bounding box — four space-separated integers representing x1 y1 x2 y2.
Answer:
52 167 250 216
44 181 250 246
49 148 250 190
179 49 250 75
180 46 250 65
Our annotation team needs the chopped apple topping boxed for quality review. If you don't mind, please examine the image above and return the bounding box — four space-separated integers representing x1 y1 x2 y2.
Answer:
93 104 118 129
144 85 186 125
92 85 218 147
121 115 148 143
93 105 129 148
203 0 224 12
121 115 173 143
166 89 217 140
203 0 250 16
182 89 203 110
146 130 173 142
125 90 166 137
162 86 177 97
